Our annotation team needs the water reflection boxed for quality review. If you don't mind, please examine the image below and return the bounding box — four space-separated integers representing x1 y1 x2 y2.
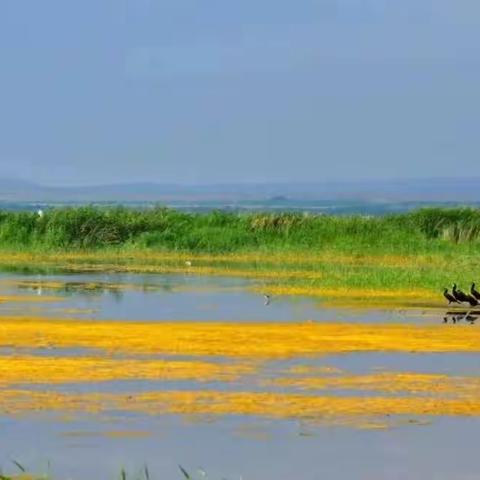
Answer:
443 310 478 324
16 279 177 300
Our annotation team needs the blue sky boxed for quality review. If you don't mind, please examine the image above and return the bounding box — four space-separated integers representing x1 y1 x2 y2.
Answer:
1 0 479 185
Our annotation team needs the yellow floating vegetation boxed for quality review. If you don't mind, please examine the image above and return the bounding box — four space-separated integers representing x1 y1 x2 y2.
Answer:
0 317 479 358
0 355 254 386
265 286 439 302
0 316 478 428
57 263 324 281
271 372 480 396
0 294 63 304
0 249 441 268
285 365 344 375
1 389 479 424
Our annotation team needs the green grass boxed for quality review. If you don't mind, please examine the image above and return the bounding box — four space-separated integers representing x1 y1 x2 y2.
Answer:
2 206 480 295
2 206 480 253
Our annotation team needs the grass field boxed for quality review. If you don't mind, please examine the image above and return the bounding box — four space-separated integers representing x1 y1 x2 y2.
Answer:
1 206 480 303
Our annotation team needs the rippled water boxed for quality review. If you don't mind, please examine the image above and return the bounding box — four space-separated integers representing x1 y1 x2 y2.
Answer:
0 272 478 480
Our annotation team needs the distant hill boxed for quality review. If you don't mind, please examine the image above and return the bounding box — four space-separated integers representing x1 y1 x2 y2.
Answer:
1 177 480 203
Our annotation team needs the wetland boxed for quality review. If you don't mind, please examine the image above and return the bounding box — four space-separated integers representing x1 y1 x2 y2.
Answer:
0 269 478 479
0 207 479 479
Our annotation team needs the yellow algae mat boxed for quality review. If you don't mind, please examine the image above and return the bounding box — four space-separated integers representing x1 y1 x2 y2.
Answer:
0 316 478 356
0 316 479 427
0 294 63 303
1 389 479 429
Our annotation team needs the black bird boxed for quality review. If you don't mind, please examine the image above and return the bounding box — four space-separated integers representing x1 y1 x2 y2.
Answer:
443 288 460 305
471 282 480 300
465 294 479 307
452 284 470 303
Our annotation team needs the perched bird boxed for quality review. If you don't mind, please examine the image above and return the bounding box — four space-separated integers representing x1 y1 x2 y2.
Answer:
465 294 479 307
452 284 470 303
443 288 460 305
471 282 480 300
453 284 478 306
263 294 271 306
185 261 192 267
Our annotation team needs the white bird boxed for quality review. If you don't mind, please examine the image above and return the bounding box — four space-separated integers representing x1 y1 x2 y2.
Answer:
185 260 192 267
263 294 271 306
37 209 44 218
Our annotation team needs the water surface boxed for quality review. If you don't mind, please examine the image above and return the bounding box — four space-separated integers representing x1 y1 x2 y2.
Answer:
0 272 478 480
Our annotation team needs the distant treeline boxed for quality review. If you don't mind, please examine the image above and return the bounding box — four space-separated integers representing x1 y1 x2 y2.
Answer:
1 206 480 251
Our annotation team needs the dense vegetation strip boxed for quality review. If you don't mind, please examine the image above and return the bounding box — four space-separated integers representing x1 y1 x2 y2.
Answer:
1 206 480 252
2 207 480 297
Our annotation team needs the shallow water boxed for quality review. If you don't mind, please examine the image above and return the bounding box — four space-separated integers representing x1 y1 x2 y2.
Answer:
0 272 478 480
0 272 455 324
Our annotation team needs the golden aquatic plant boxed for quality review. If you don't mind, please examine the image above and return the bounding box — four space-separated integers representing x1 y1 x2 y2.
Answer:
1 317 478 358
1 389 479 426
0 356 255 386
270 372 480 396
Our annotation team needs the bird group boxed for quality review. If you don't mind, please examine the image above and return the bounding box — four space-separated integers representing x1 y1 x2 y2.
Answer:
443 283 480 306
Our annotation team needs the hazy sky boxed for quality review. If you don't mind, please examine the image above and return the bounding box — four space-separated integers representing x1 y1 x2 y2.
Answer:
1 0 479 186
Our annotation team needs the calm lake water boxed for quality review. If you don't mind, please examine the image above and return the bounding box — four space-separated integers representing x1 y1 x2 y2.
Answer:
0 272 478 480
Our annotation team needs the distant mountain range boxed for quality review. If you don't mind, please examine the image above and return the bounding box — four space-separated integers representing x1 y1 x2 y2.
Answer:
1 177 480 204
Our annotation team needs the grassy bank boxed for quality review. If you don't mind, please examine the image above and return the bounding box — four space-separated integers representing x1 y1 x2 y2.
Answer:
1 206 480 301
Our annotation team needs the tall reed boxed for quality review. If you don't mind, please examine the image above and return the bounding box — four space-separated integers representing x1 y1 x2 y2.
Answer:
0 206 479 252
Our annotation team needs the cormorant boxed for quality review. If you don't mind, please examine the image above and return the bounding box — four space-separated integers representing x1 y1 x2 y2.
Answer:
471 282 480 300
452 284 470 303
465 294 479 307
443 288 460 305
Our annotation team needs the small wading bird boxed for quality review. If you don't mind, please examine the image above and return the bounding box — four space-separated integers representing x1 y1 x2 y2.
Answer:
263 294 271 306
